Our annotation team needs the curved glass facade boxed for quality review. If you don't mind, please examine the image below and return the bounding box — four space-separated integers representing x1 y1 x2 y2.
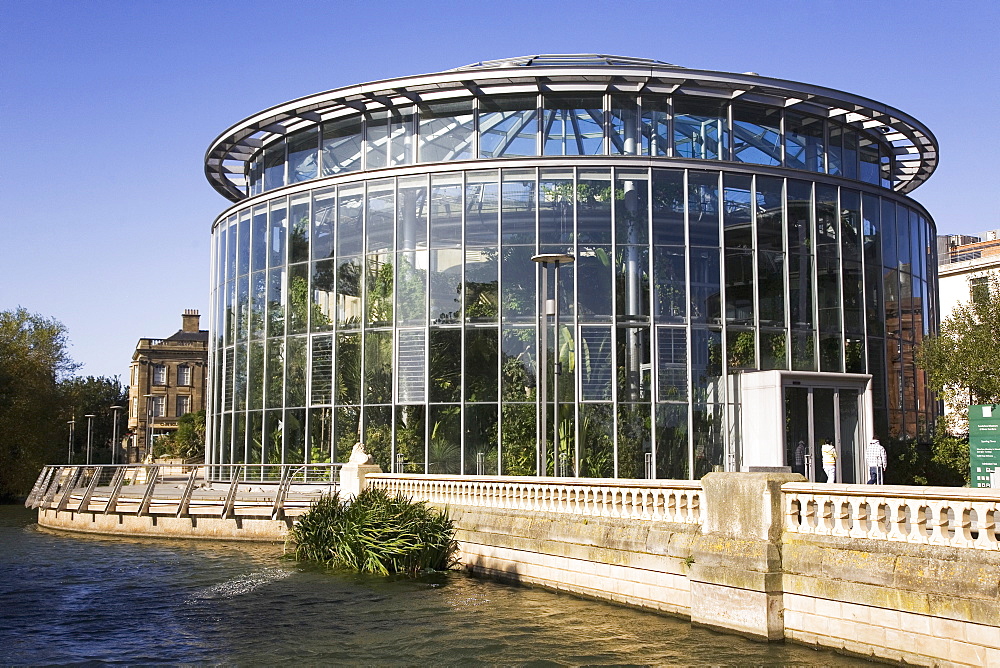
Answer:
206 58 938 479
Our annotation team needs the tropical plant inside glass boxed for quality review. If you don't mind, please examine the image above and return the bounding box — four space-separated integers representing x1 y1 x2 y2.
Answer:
288 487 458 575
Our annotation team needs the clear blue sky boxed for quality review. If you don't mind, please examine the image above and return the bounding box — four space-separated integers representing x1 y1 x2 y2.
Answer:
2 0 997 379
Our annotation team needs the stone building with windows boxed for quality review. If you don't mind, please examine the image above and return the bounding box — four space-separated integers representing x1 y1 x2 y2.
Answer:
127 310 209 459
204 55 939 483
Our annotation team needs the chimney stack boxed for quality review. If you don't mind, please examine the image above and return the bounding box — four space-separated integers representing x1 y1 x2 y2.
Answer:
182 309 201 333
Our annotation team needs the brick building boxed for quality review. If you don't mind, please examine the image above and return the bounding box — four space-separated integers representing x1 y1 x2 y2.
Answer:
127 310 209 460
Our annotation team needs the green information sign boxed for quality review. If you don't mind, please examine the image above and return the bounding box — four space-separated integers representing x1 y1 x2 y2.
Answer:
969 404 1000 488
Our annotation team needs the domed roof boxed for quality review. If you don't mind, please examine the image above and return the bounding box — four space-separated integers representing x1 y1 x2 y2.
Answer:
452 54 680 70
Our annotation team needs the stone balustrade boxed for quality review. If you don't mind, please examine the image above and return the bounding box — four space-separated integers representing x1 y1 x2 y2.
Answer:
783 482 1000 550
369 474 703 525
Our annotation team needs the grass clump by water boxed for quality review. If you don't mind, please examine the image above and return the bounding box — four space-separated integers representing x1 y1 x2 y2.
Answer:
288 487 458 576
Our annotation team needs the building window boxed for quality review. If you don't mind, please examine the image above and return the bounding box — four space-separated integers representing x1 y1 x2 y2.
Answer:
152 364 167 385
971 276 990 304
177 365 191 386
131 397 138 418
177 395 192 416
150 396 165 418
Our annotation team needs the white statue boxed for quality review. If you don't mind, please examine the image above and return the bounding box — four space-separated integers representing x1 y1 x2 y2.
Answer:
348 442 373 465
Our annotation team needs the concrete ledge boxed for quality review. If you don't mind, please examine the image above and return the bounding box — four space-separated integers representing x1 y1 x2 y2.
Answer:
38 508 290 542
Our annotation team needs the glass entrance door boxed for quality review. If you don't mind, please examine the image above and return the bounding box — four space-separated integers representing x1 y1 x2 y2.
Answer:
783 384 863 483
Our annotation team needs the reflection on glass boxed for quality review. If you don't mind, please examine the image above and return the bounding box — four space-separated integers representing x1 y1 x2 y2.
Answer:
543 95 604 156
785 113 824 172
577 169 612 244
466 170 499 246
419 100 474 162
322 117 363 175
539 169 573 245
674 98 727 160
732 104 781 166
311 187 335 261
287 128 318 183
480 96 538 158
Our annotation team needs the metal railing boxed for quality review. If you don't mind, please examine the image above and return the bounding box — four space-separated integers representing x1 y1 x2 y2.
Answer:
26 463 342 520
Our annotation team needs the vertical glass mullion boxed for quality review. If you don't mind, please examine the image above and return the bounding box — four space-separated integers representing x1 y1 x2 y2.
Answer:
683 168 694 479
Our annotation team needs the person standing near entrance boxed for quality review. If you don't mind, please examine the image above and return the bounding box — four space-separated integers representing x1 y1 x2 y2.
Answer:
821 440 837 482
865 438 887 484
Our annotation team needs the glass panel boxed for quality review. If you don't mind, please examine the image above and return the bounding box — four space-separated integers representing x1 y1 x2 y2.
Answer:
465 247 498 322
265 338 284 409
311 187 335 261
335 333 361 405
250 271 266 339
784 386 810 478
732 104 781 166
263 140 285 190
247 341 264 410
859 135 880 184
688 171 719 247
247 411 262 464
653 246 686 324
335 256 362 328
429 329 461 402
364 330 392 404
843 129 859 180
287 127 318 184
268 199 288 269
640 96 669 156
428 405 461 474
673 98 727 160
285 336 307 407
577 169 612 244
896 203 911 271
466 170 499 246
366 180 394 254
394 405 425 472
690 247 720 326
862 193 884 338
618 404 652 478
542 95 604 156
365 253 393 327
616 169 649 246
322 116 363 175
691 328 722 403
287 264 309 335
839 390 859 484
539 169 574 245
395 249 427 327
501 402 536 475
785 113 825 172
418 100 474 162
760 330 787 370
617 246 649 321
235 274 249 343
430 248 462 325
363 406 392 472
828 124 843 176
501 169 536 244
251 205 267 272
397 175 427 252
266 267 285 338
248 154 262 195
652 169 684 245
464 404 498 475
657 327 687 401
816 184 841 371
577 245 612 321
692 403 724 477
337 184 363 257
725 249 754 325
334 406 361 463
237 210 250 277
814 388 836 482
501 326 536 402
655 403 688 479
758 250 785 328
787 180 814 329
609 95 638 155
465 328 498 402
311 259 335 331
479 95 538 158
791 330 815 371
308 407 333 462
430 173 463 248
366 108 414 169
580 326 613 401
723 174 753 249
727 328 755 370
501 245 536 323
579 403 614 477
310 335 333 405
396 329 426 404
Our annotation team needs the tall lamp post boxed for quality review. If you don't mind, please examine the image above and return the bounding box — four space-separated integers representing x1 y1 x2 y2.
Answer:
67 419 75 463
531 253 574 477
84 414 96 465
110 405 124 465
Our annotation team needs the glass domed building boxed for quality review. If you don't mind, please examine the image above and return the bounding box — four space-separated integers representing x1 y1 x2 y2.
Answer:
204 55 938 482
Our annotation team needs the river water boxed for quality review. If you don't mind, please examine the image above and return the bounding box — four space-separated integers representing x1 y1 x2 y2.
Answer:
0 505 868 665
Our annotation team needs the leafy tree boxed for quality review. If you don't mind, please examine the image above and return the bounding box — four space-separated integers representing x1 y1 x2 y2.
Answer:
0 308 78 501
153 410 206 460
916 273 1000 427
60 375 129 464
